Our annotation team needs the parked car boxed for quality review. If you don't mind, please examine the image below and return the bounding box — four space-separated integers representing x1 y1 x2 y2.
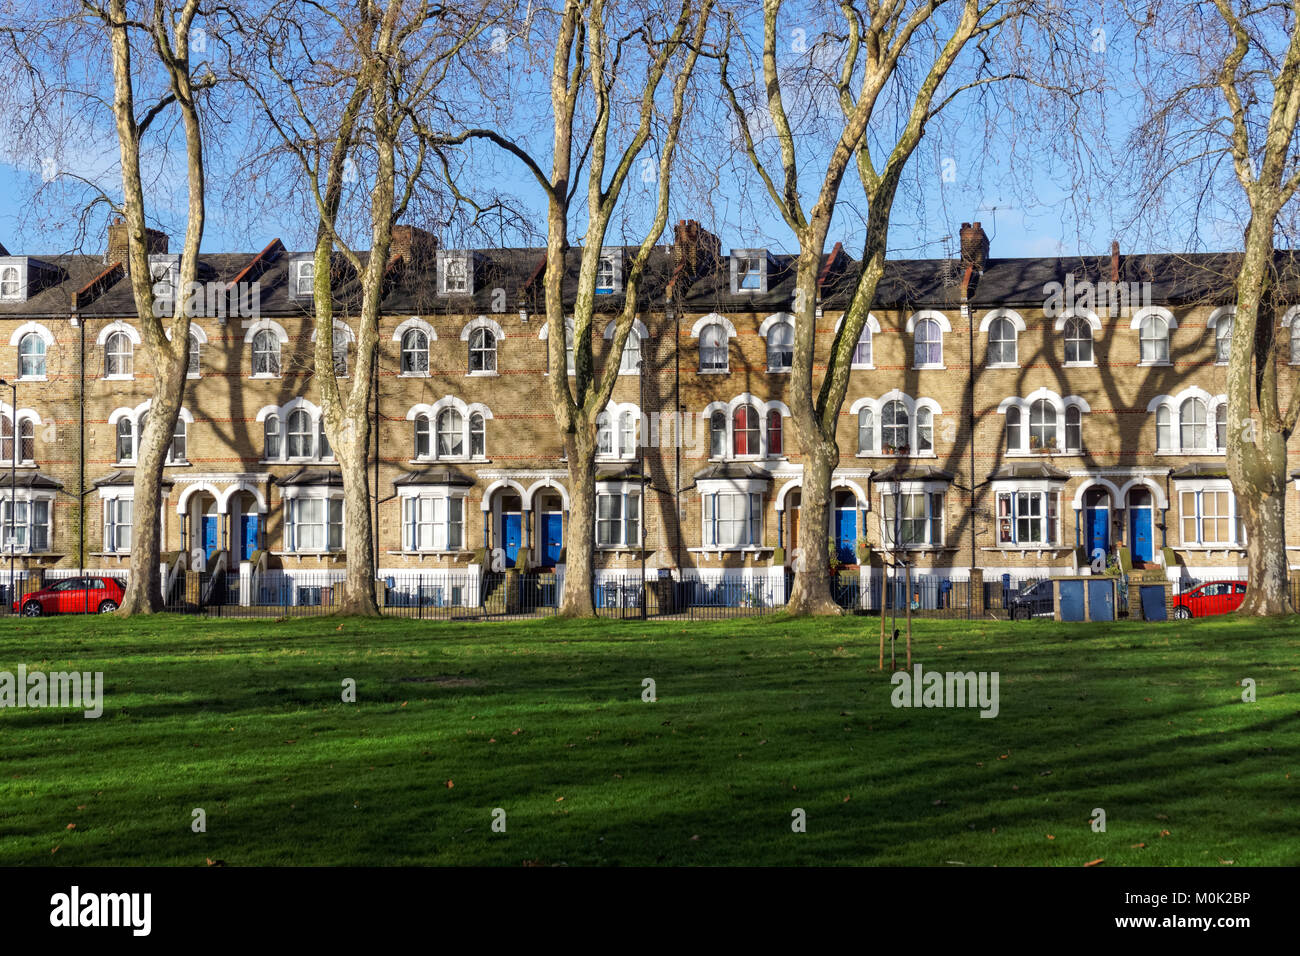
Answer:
1171 580 1247 619
1007 579 1054 621
12 576 125 616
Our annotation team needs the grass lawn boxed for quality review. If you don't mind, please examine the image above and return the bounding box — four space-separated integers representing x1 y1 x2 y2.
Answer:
0 611 1296 866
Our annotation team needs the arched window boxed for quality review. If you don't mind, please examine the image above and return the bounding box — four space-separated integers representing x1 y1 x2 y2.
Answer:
1029 399 1056 451
252 329 281 376
619 411 636 457
264 414 281 459
170 417 187 462
18 333 46 378
709 410 726 458
1156 405 1171 451
853 327 872 366
699 323 728 372
18 418 34 463
1064 317 1093 364
733 405 761 456
620 331 642 373
1180 398 1207 450
767 321 793 371
916 407 933 453
436 408 464 458
318 419 331 458
1065 405 1082 452
858 407 874 454
0 416 11 462
767 409 783 456
116 418 134 461
1292 323 1300 364
286 409 313 458
0 265 18 297
401 329 429 374
882 400 909 452
469 412 486 458
987 317 1017 365
414 414 431 458
331 339 348 377
105 331 133 377
187 330 201 376
914 319 942 367
1005 406 1022 452
1139 314 1169 364
1215 404 1227 451
468 327 496 372
1215 317 1232 364
597 412 614 456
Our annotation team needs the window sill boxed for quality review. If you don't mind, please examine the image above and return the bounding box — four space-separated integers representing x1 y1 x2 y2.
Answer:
399 371 431 378
250 373 281 380
850 364 875 371
410 457 488 465
983 545 1068 553
1137 361 1171 368
1158 450 1225 457
1063 361 1096 368
766 368 791 375
687 546 773 554
856 452 938 460
271 550 346 558
386 549 475 557
466 370 499 378
1007 450 1076 458
17 375 47 383
912 365 946 371
186 373 200 380
985 363 1019 370
1177 545 1245 553
104 374 134 382
697 369 730 375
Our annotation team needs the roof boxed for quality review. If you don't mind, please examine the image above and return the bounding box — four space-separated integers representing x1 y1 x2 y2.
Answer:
92 469 174 488
392 466 475 488
985 462 1071 481
873 464 956 483
1171 464 1229 479
275 467 343 487
693 462 772 483
0 471 63 490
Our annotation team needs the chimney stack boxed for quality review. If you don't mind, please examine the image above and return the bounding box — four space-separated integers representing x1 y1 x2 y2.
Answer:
391 224 439 264
671 219 721 278
959 221 990 272
106 216 168 266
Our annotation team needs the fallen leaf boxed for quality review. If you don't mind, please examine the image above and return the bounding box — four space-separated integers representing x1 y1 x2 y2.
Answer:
65 823 75 830
1131 843 1146 848
843 795 851 803
51 846 58 854
1159 829 1170 837
401 701 407 708
556 796 564 802
1084 858 1104 867
445 780 454 789
1218 858 1235 865
1046 834 1055 840
488 738 496 743
690 834 700 841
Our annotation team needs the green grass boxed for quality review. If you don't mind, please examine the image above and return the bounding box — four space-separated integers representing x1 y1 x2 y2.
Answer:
0 612 1297 866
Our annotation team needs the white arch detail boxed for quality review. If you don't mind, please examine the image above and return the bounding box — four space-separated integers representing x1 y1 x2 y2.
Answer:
1053 308 1102 332
758 312 794 338
311 319 355 344
998 389 1091 415
978 308 1027 333
96 320 141 346
833 313 882 334
1206 306 1235 329
538 318 574 340
1282 305 1300 328
174 481 223 515
1129 305 1178 330
1119 476 1168 510
1146 385 1216 413
524 478 570 512
242 317 289 344
9 321 55 348
690 313 737 338
1071 477 1123 510
603 318 649 340
460 315 506 342
905 309 951 333
393 316 436 342
482 478 528 509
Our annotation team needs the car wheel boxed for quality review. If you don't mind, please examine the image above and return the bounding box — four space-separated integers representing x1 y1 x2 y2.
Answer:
1013 606 1031 622
97 600 118 614
1173 606 1191 620
21 600 42 617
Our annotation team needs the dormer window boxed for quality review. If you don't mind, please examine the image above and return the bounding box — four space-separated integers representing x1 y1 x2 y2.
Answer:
730 249 770 294
596 251 622 294
438 250 472 295
291 259 315 299
149 254 180 304
0 263 20 300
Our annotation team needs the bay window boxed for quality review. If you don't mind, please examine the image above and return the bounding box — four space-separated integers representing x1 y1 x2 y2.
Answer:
402 494 465 552
596 488 641 548
1179 486 1242 546
702 490 762 549
2 497 50 552
996 488 1061 546
287 496 343 552
104 497 132 553
881 489 944 547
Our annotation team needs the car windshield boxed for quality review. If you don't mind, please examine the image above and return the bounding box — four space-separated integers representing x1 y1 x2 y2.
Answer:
1018 581 1042 595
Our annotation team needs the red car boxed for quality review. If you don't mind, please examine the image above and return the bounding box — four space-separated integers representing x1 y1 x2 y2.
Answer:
12 576 125 616
1171 580 1247 619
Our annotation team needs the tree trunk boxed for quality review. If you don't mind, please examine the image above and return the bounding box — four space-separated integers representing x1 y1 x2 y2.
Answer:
787 438 844 616
1233 432 1293 615
118 375 184 614
559 433 596 617
336 431 379 616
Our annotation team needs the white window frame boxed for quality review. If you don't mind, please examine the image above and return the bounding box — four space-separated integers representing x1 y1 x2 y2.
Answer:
595 482 641 549
292 259 315 299
703 397 788 461
729 249 769 294
408 399 490 462
700 485 764 550
999 391 1089 456
760 314 794 372
1132 307 1176 366
850 393 941 458
1176 480 1243 547
0 262 21 300
1 492 53 553
437 250 471 295
0 412 36 466
994 482 1062 547
596 251 622 294
1148 389 1226 455
103 495 134 554
907 311 950 370
401 491 467 553
284 492 344 553
878 481 946 549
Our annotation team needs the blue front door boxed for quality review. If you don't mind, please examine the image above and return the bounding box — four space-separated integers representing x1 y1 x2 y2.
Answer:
502 514 522 563
1087 507 1109 561
202 516 220 558
835 508 857 564
1129 507 1153 563
541 513 563 567
240 514 259 560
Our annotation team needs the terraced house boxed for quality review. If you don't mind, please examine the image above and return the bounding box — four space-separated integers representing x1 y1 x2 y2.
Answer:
0 219 1293 608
